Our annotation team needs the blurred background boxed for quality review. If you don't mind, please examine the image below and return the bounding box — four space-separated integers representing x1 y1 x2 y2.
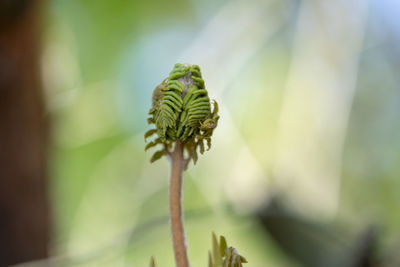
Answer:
1 0 400 266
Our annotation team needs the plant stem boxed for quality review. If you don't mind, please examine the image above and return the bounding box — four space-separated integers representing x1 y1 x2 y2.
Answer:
169 141 190 267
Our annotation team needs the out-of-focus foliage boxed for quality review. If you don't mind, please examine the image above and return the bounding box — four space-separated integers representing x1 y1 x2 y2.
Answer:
33 0 400 266
149 256 156 267
149 233 247 267
257 197 379 267
208 233 248 267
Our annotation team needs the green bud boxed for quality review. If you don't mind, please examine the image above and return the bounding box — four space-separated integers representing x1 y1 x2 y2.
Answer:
144 64 219 167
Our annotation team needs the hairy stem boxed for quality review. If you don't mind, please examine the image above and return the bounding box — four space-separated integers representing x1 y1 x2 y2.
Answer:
170 141 190 267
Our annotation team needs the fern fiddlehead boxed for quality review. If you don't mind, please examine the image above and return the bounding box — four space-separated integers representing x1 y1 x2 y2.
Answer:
145 63 219 167
145 64 219 267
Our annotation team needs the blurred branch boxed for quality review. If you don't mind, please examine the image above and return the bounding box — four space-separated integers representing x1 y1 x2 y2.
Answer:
0 0 50 265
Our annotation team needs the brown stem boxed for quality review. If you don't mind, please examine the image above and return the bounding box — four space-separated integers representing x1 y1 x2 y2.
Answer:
169 141 190 267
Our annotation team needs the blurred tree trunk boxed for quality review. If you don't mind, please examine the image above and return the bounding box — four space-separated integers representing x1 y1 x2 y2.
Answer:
0 0 49 266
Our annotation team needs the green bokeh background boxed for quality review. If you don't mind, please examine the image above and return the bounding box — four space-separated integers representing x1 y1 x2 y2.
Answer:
41 0 400 266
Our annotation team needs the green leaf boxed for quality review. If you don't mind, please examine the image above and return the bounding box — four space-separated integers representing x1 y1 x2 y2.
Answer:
145 142 156 151
220 235 227 257
206 137 212 151
192 147 198 164
209 233 248 267
212 232 222 266
144 129 157 141
145 138 162 151
150 149 166 163
240 256 248 263
212 100 219 116
199 139 205 154
147 117 155 124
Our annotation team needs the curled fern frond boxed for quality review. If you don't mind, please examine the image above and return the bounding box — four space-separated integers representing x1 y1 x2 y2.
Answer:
208 233 248 267
145 63 219 166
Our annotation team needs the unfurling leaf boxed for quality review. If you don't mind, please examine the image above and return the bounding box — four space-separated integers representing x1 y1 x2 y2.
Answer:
144 63 219 166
